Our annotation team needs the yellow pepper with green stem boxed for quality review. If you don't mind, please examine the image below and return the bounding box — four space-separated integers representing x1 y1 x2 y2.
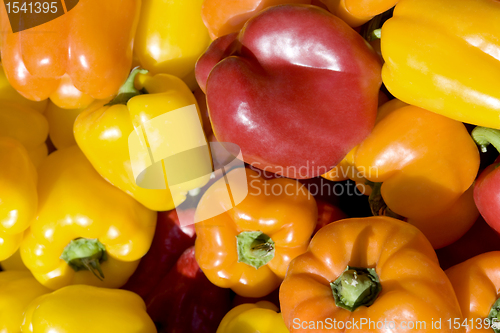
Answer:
21 285 156 333
74 69 209 211
20 145 156 290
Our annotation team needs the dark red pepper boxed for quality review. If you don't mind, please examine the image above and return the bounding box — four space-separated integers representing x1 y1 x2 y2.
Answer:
436 216 500 270
313 200 348 235
121 209 196 299
146 246 232 333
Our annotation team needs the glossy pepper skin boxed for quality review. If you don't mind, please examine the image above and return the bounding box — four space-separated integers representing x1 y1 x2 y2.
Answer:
280 216 464 333
0 137 37 261
196 5 381 179
0 271 51 333
195 168 317 297
21 285 157 333
474 165 500 232
320 0 398 27
74 71 207 211
323 99 480 249
20 145 157 290
0 64 47 113
146 246 231 333
446 252 500 333
381 0 500 128
134 0 211 89
217 301 289 333
122 209 196 299
0 0 140 109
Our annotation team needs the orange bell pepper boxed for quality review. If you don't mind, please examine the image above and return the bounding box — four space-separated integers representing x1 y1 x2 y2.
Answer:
323 99 480 249
201 0 310 40
194 168 317 298
0 0 140 109
446 252 500 333
280 216 464 333
0 63 47 113
319 0 398 27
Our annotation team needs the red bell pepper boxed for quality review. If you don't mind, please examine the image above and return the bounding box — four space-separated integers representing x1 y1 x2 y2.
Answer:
146 246 231 333
122 210 196 299
472 127 500 234
195 4 381 179
314 200 347 235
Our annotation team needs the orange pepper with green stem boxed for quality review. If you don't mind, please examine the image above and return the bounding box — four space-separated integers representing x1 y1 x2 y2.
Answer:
323 99 480 249
194 168 317 298
446 252 500 333
280 216 464 333
0 0 140 109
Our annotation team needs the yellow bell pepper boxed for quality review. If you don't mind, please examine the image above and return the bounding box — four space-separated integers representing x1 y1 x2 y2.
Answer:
0 249 28 271
134 0 211 90
20 145 156 290
21 285 157 333
381 0 500 128
0 137 37 261
0 64 47 113
74 69 209 211
0 271 51 333
217 301 289 333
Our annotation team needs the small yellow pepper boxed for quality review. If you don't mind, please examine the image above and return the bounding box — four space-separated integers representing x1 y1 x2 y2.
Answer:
20 145 156 290
134 0 211 90
217 301 289 333
0 137 37 261
0 271 51 333
21 285 157 333
75 69 209 211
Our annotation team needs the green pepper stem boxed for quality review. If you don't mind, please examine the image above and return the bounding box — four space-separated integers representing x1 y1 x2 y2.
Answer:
331 266 382 311
471 126 500 154
105 67 148 106
236 231 275 269
488 297 500 332
60 238 107 281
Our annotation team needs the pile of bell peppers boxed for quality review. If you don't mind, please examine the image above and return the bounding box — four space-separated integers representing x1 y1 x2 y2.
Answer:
2 0 500 332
